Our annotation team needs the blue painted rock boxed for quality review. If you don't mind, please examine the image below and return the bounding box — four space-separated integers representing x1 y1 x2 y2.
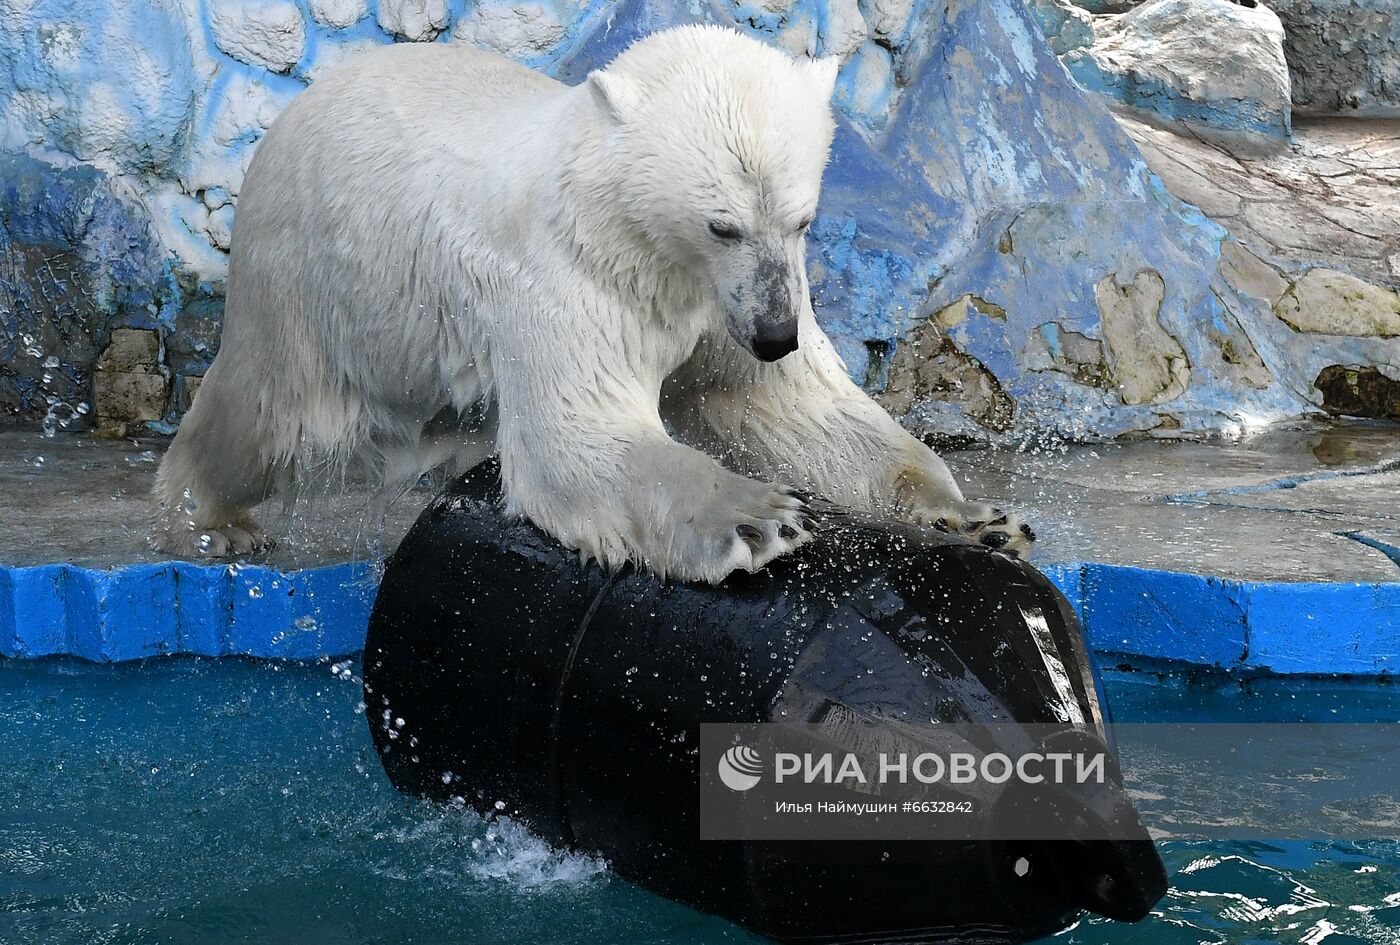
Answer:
5 0 1390 442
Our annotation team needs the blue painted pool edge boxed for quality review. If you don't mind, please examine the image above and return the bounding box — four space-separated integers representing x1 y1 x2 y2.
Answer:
0 561 379 662
1 560 1396 675
1042 563 1400 676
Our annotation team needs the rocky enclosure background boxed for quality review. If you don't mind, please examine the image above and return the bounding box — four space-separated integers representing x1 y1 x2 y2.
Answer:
1 0 1397 442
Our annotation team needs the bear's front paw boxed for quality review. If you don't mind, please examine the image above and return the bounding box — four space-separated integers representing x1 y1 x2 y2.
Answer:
675 480 813 582
151 517 276 559
913 500 1036 558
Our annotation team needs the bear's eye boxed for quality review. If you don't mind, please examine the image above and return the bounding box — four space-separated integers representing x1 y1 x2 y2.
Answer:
796 216 814 233
708 219 744 241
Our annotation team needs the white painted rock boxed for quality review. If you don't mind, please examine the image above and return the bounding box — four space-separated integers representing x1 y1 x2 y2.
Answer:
777 11 818 58
820 0 868 61
859 0 915 45
302 38 385 83
309 0 368 29
0 0 204 176
182 70 299 207
377 0 450 41
209 1 306 74
453 2 566 59
1065 0 1292 142
203 204 236 251
840 41 894 122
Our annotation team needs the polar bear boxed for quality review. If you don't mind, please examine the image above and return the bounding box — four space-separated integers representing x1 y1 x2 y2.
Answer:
153 25 1034 581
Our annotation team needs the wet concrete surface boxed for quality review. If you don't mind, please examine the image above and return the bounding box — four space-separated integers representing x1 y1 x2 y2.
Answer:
946 422 1400 582
0 430 430 571
1 423 1397 582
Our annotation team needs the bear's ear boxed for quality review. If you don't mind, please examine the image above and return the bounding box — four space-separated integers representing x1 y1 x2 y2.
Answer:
806 56 840 103
587 69 642 123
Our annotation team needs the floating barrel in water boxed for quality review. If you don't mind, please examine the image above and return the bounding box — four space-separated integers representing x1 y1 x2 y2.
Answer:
365 464 1167 942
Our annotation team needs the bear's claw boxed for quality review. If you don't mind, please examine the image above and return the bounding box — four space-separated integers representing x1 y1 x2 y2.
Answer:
913 501 1036 559
706 479 813 578
736 523 764 543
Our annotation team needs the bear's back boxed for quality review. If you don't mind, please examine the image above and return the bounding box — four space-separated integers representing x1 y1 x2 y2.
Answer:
307 42 561 115
217 37 577 424
240 42 565 223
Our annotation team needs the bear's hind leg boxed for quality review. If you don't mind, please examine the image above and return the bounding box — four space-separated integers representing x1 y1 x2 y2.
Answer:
152 362 281 558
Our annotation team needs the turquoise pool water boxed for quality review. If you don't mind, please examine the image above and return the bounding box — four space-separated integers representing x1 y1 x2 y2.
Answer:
2 658 1397 945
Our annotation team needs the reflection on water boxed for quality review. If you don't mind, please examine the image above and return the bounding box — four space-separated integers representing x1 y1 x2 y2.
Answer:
0 658 1396 945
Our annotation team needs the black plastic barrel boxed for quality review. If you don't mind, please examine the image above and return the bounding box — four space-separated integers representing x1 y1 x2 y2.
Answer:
365 464 1167 942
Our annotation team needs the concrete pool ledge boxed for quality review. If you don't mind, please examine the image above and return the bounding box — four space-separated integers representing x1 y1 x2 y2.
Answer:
1 426 1397 674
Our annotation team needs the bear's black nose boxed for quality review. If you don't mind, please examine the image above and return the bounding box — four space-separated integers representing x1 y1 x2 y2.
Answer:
752 330 799 362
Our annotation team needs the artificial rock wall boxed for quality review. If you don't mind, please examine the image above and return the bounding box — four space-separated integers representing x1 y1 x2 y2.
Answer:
1 0 1397 442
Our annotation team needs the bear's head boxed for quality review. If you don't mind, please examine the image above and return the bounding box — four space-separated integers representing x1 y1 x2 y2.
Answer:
585 26 839 363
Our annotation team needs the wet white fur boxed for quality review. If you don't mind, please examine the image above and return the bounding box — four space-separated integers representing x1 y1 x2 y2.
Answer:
153 25 1031 579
